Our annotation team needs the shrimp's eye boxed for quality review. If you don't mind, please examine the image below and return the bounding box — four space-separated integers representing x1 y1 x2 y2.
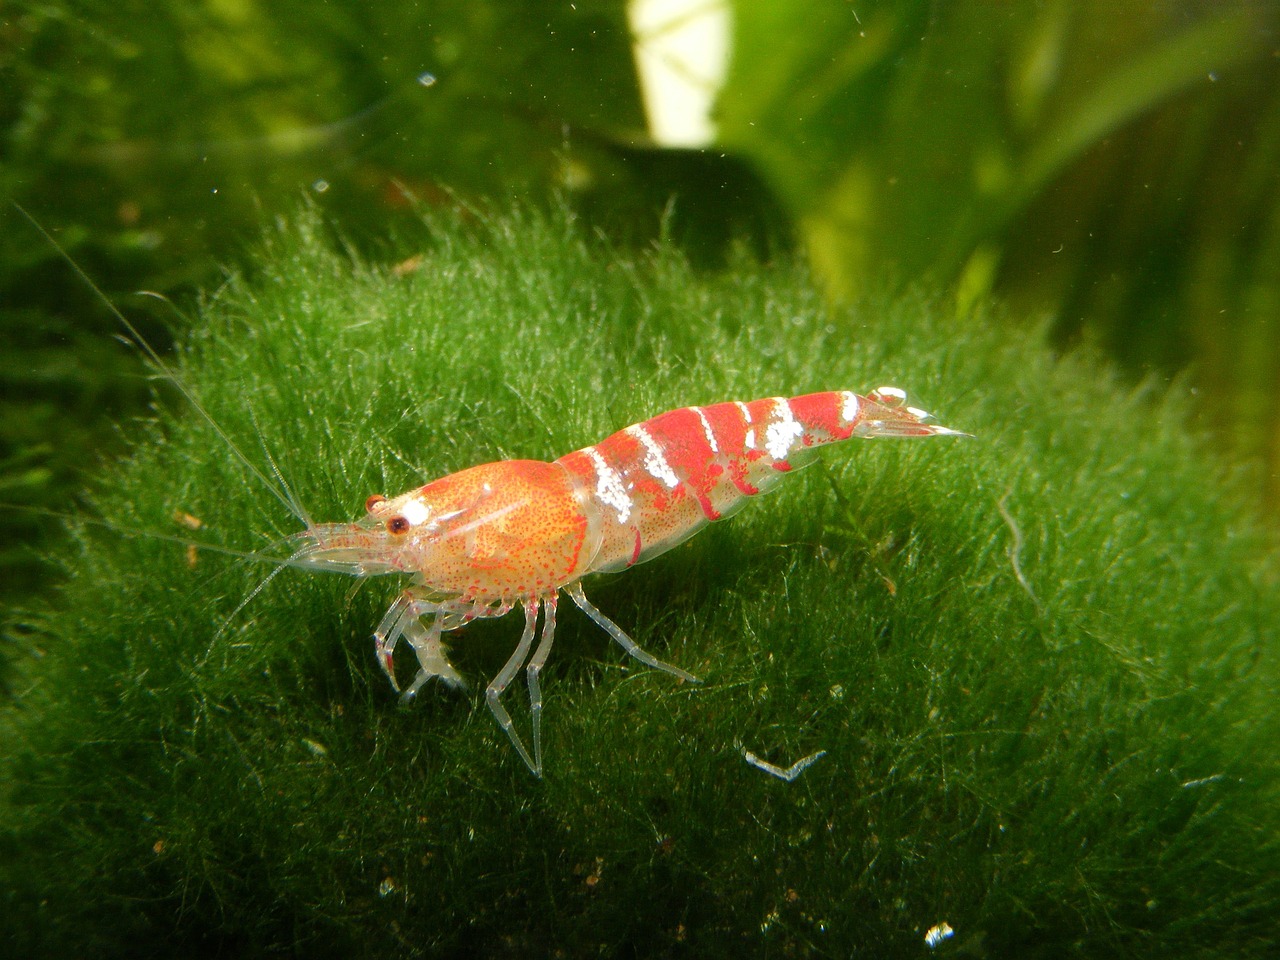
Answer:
386 515 411 535
365 494 387 513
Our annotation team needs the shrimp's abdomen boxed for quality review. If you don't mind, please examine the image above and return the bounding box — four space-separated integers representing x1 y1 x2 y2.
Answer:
557 389 952 574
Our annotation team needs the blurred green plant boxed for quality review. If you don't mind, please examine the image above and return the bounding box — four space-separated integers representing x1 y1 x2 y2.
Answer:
9 1 1280 606
2 206 1276 957
718 0 1280 503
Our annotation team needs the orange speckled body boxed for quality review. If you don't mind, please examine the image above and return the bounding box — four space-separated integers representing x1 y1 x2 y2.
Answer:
385 461 597 602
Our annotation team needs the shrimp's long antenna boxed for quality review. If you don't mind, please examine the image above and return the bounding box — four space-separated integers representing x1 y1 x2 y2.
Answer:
14 204 310 528
2 502 341 574
247 401 315 530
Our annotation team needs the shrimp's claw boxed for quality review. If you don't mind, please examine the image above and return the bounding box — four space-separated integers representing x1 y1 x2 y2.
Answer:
376 635 401 692
402 662 466 700
401 617 467 696
373 593 415 692
373 591 467 697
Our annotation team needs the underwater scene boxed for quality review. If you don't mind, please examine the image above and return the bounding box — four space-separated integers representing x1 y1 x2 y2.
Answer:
2 2 1278 957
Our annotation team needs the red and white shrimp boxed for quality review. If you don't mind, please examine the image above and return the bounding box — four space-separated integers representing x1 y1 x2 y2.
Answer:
24 208 966 777
291 389 966 775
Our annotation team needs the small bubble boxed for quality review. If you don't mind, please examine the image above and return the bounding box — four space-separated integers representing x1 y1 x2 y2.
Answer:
312 179 330 193
417 72 437 87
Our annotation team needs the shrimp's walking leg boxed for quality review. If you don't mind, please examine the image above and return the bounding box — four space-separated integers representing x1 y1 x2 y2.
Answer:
374 593 418 691
486 600 540 775
525 594 557 774
565 582 699 683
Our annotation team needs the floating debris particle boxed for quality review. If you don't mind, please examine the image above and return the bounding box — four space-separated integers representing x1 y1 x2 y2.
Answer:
924 921 954 949
741 745 827 782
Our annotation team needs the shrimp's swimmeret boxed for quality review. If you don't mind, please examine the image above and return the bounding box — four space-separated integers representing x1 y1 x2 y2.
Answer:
290 388 967 776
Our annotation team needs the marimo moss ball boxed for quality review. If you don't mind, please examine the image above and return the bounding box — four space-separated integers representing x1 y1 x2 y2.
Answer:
3 208 1277 958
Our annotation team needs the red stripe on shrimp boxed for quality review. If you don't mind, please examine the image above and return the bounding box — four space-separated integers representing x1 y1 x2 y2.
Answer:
787 391 858 443
593 425 676 508
695 401 760 494
627 407 725 520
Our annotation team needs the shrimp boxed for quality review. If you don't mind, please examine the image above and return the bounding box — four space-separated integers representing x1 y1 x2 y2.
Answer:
20 206 967 777
293 388 966 775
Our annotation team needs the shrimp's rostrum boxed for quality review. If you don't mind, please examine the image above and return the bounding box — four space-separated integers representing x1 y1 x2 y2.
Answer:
295 388 967 775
